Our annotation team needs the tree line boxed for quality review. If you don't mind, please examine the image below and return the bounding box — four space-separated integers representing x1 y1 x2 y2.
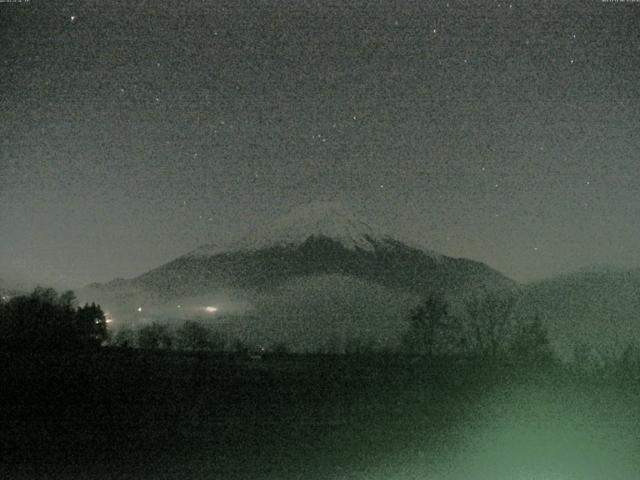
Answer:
110 320 234 352
0 287 613 370
402 291 555 366
0 288 241 354
0 287 107 351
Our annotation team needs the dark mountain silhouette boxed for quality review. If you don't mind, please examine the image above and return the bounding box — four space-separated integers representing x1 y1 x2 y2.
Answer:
126 234 513 298
81 202 515 350
84 202 513 300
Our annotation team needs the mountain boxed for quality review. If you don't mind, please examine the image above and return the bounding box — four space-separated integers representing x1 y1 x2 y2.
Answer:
88 202 513 298
81 201 515 350
514 267 640 360
191 201 442 256
79 200 640 355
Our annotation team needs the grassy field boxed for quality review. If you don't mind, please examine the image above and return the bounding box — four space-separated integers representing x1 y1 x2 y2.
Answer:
2 348 640 479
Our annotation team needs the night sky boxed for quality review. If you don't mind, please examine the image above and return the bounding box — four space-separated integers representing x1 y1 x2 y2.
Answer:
2 0 640 288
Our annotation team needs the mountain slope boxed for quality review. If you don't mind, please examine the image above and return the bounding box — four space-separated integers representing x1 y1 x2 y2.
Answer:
84 201 514 299
81 202 515 349
130 233 512 298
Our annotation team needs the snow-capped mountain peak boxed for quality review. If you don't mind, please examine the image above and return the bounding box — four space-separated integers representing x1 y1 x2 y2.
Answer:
240 201 388 252
188 201 442 258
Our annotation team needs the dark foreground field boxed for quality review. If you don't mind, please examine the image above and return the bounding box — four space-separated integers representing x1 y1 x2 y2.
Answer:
2 349 640 479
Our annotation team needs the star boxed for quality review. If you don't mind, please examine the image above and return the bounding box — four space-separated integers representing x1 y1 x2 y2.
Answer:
70 15 77 22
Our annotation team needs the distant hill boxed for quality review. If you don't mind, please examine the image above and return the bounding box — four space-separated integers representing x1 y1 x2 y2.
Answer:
515 267 640 360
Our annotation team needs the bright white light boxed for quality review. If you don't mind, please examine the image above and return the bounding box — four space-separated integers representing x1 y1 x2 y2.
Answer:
137 307 142 312
204 306 218 313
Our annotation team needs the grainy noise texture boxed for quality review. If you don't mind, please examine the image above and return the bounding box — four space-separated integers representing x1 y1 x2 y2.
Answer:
1 0 639 287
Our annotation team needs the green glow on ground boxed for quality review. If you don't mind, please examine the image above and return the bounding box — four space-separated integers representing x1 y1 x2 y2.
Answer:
376 379 640 480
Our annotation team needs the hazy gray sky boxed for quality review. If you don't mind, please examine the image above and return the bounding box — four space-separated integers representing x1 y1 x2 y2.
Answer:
2 0 640 288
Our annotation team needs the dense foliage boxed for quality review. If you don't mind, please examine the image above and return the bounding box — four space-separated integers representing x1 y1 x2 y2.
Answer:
0 287 107 351
402 292 555 366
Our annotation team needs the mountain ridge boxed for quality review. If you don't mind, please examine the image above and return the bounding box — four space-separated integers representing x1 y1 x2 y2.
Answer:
188 201 443 259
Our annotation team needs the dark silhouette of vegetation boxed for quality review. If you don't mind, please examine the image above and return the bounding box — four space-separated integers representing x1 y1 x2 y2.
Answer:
5 288 640 480
401 294 460 355
399 291 558 369
462 291 516 359
0 287 107 351
137 321 174 349
111 326 136 348
176 320 225 352
509 314 555 367
230 337 251 355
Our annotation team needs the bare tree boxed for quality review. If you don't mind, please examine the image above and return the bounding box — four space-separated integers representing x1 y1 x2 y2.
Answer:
462 291 515 359
402 294 459 355
509 314 554 367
